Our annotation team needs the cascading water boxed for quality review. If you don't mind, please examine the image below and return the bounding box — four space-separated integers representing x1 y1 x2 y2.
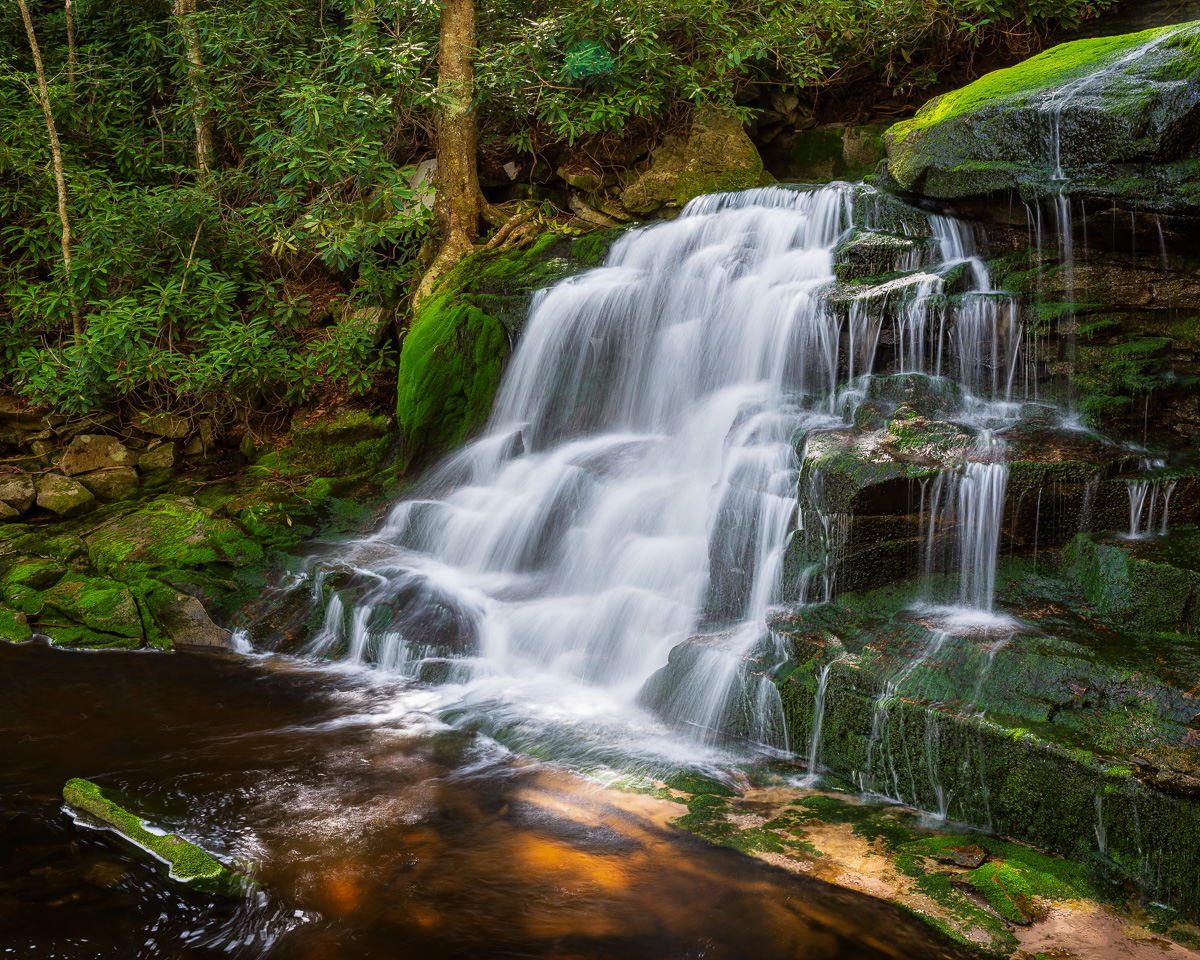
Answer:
277 182 1027 774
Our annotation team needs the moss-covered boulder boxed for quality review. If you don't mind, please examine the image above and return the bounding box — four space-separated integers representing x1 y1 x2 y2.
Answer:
397 230 622 462
885 22 1200 211
620 108 765 214
58 434 135 476
0 605 30 642
63 778 243 892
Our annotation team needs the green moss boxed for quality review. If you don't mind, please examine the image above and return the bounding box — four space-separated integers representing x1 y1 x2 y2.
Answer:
86 496 262 574
892 28 1181 143
63 778 243 892
1 558 66 590
0 605 31 643
286 409 394 477
664 771 736 797
397 231 617 460
41 575 144 639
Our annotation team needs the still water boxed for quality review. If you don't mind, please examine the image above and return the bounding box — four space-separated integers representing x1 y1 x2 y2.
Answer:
0 641 968 959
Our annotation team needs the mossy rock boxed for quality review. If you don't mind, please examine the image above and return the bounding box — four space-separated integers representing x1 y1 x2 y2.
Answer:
397 230 621 461
85 496 261 575
0 604 30 643
63 778 244 893
1 557 66 591
286 409 393 477
885 21 1200 211
1063 532 1200 631
41 574 143 639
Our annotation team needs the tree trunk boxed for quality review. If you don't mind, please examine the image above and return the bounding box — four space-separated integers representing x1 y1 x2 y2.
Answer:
16 0 81 340
414 0 484 306
64 0 77 97
174 0 214 177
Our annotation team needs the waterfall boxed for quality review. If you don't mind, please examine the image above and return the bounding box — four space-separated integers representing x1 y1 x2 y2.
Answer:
806 660 838 777
280 183 1024 766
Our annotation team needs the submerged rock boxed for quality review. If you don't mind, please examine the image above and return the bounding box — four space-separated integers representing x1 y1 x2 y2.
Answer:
885 21 1200 211
62 778 243 892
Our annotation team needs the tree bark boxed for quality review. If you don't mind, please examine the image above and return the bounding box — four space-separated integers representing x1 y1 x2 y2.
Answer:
174 0 214 177
414 0 485 306
16 0 81 340
64 0 77 97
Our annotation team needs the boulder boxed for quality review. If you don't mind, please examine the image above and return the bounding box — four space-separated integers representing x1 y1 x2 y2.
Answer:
0 474 36 514
77 467 141 502
885 21 1200 211
35 474 96 517
620 108 765 214
148 590 231 648
59 435 135 476
138 442 178 470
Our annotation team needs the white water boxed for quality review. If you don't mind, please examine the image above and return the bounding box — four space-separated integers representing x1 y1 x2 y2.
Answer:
281 183 1028 770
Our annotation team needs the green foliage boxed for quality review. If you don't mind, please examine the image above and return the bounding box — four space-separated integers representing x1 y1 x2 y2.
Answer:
0 0 427 418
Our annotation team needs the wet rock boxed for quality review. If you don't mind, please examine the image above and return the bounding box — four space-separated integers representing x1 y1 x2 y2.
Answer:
620 108 764 214
147 590 230 648
0 475 36 514
138 442 179 470
833 230 937 282
58 435 135 476
885 22 1200 212
77 467 141 503
35 474 96 518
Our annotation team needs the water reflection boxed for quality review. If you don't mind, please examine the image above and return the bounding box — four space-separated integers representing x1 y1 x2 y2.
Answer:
0 642 966 959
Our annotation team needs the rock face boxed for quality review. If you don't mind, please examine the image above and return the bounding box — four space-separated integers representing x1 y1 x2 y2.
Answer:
885 21 1200 211
620 109 765 214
